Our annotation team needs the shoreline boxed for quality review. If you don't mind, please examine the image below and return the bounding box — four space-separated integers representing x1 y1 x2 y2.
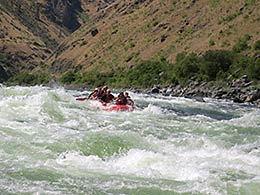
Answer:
3 75 260 108
144 76 260 108
62 76 260 108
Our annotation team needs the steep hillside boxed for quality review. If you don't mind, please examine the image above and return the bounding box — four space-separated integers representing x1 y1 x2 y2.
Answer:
0 0 86 81
48 0 260 76
0 5 48 81
0 0 259 86
0 0 122 82
0 0 84 47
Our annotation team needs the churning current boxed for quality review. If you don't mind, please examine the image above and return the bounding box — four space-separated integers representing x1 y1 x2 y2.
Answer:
0 85 260 195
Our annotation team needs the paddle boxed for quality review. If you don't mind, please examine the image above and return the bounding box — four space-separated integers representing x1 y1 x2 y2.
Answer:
76 97 87 101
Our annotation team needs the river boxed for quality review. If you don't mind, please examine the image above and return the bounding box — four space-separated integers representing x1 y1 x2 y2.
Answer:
0 85 260 195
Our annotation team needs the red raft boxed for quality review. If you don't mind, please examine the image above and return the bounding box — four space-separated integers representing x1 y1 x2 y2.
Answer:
100 104 133 112
76 98 133 111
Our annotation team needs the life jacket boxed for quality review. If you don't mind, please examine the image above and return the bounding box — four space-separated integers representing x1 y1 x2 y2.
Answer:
116 96 127 105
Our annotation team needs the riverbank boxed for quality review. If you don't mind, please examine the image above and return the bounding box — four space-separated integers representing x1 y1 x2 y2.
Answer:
146 75 260 107
6 74 258 108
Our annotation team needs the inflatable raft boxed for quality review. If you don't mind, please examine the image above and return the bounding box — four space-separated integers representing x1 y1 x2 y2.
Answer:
100 104 133 112
76 98 134 112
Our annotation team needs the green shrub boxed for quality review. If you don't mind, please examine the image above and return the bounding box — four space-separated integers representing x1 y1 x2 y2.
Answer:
229 53 260 80
254 40 260 50
244 0 257 7
79 70 115 87
173 52 201 83
1 53 17 83
245 59 260 80
209 39 215 46
233 34 251 53
60 49 258 88
0 53 8 64
200 50 234 80
60 70 77 84
121 59 171 88
209 0 220 7
0 53 11 82
9 72 50 85
80 40 88 47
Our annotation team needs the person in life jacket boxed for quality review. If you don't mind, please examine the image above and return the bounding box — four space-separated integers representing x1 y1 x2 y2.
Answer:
115 92 128 105
87 88 99 100
100 89 115 105
124 92 134 107
96 87 105 99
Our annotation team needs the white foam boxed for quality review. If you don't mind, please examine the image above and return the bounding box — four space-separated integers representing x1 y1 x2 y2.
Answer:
1 86 260 195
228 109 260 128
143 104 163 115
55 148 209 181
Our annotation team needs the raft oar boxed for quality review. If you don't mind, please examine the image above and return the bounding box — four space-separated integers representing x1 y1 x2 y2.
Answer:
76 97 87 101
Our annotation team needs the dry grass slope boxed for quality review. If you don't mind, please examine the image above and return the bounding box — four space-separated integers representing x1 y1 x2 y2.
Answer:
0 0 259 83
48 0 260 77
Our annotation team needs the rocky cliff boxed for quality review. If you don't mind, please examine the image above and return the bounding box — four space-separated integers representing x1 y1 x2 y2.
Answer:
43 0 82 33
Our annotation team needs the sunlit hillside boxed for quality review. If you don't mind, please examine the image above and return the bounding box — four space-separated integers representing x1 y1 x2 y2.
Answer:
0 0 259 86
48 0 259 76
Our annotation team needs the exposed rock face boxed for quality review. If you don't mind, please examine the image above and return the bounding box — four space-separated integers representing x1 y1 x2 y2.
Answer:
0 0 87 81
44 0 83 33
0 0 84 50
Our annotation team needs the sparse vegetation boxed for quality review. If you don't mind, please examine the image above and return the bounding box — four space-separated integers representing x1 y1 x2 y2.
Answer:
60 70 77 84
124 41 136 51
79 12 89 23
8 72 50 85
125 52 139 62
0 53 10 82
254 40 260 50
121 59 170 87
209 39 215 46
1 0 259 89
80 40 88 47
244 0 257 7
233 34 251 53
221 13 240 24
0 53 8 65
63 49 259 88
209 0 220 8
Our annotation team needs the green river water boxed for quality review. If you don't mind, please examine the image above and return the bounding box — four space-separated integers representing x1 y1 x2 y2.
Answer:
0 85 260 195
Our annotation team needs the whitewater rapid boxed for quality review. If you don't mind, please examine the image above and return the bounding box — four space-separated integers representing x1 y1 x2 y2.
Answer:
0 85 260 195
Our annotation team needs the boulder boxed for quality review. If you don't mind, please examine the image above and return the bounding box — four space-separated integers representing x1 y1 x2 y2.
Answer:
151 87 160 94
245 91 260 102
233 96 245 103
